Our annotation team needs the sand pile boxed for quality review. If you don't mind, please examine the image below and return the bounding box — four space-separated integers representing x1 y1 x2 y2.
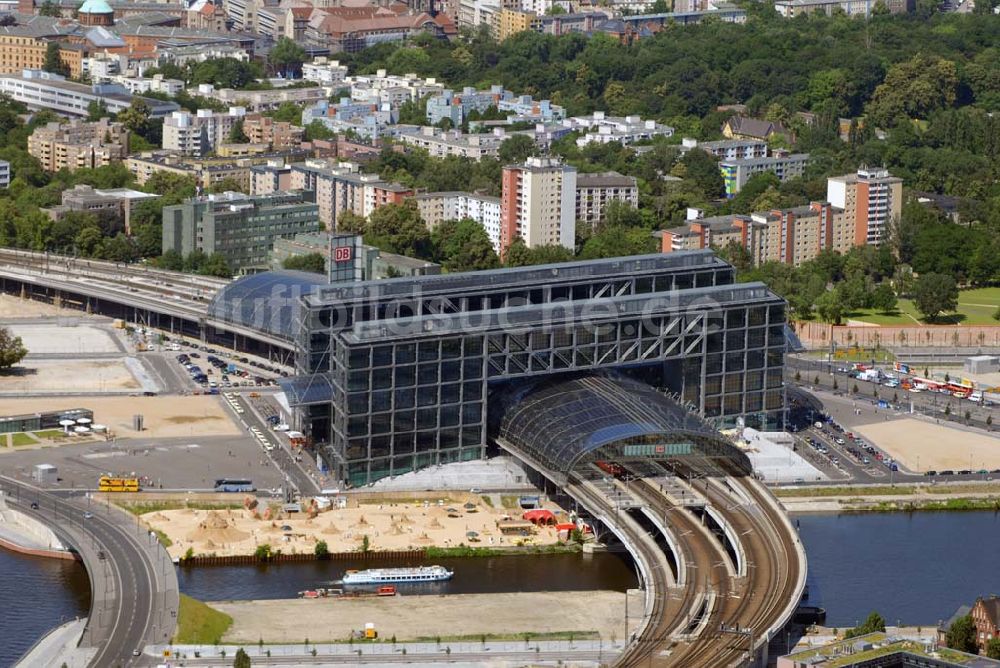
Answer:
415 533 433 544
187 511 251 543
428 518 444 530
322 522 341 535
398 514 415 525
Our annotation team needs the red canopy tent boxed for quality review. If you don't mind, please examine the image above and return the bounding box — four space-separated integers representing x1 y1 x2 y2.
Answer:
522 509 557 525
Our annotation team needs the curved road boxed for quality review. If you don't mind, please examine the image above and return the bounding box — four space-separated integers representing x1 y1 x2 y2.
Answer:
1 477 177 668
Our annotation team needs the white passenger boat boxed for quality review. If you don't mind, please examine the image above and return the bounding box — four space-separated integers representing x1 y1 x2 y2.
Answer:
340 565 453 585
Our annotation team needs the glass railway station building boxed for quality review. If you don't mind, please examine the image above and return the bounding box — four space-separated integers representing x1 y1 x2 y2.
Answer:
208 251 787 487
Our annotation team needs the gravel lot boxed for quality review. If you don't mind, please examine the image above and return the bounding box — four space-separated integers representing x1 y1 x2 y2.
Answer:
214 591 627 643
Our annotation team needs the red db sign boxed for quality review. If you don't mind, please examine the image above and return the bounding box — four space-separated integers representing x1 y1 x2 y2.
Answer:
334 246 352 262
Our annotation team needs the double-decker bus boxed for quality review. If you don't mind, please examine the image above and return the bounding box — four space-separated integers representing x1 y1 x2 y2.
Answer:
214 478 255 493
98 476 140 492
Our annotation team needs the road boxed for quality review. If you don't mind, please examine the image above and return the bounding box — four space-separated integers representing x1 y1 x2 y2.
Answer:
1 477 178 668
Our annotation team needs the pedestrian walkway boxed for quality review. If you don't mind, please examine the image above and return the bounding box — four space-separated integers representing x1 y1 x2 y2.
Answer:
15 618 96 668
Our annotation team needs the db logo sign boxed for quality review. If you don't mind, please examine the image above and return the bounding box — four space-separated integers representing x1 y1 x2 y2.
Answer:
334 246 352 262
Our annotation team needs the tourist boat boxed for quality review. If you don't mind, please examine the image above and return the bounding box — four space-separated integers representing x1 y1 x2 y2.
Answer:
340 565 453 585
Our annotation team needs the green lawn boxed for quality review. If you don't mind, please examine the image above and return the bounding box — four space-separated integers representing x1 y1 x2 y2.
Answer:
10 432 38 447
840 288 1000 326
173 594 232 644
33 429 68 439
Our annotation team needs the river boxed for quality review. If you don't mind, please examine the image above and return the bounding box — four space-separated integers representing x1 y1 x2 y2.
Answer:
5 509 1000 663
797 511 1000 626
177 551 640 600
0 549 90 668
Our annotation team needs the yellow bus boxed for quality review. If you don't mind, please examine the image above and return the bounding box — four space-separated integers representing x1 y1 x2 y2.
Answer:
98 476 140 493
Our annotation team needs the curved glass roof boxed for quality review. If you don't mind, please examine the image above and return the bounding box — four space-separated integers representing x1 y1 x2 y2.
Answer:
496 374 750 476
207 271 326 339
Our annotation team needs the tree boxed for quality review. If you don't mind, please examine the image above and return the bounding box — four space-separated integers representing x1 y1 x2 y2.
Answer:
844 611 887 639
946 615 978 653
815 291 843 325
199 253 232 278
0 326 28 372
233 647 251 668
866 55 959 127
432 218 499 272
912 273 958 322
361 534 370 553
986 637 1000 660
38 0 61 16
118 98 151 138
283 253 326 274
304 120 335 142
227 119 249 144
314 540 329 559
498 135 537 164
679 149 724 199
254 543 272 562
871 283 897 314
43 42 67 76
269 38 306 78
365 201 432 259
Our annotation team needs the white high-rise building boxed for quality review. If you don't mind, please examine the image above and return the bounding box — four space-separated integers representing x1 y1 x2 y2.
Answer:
500 156 577 254
162 108 247 156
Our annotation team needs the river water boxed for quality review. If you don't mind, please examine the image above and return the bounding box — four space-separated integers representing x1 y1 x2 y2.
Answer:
5 509 1000 663
0 549 90 668
177 551 640 600
796 511 1000 626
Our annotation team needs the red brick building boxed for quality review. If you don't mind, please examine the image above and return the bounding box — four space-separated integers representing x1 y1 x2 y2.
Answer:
972 596 1000 652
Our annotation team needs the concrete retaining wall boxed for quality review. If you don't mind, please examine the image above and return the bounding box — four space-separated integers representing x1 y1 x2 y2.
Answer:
794 321 1000 349
0 492 72 558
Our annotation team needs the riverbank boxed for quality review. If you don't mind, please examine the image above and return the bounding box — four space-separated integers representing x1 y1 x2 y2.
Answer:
775 482 1000 513
211 590 634 644
0 493 75 560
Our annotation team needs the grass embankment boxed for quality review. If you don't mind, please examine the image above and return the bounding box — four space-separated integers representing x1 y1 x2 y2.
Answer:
775 483 1000 498
174 594 232 644
115 500 245 515
424 543 582 558
151 528 173 548
862 498 1000 512
409 630 600 643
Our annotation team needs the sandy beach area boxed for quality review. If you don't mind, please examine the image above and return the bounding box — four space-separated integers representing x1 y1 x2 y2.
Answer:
214 591 628 643
146 495 567 558
854 419 1000 472
0 395 241 439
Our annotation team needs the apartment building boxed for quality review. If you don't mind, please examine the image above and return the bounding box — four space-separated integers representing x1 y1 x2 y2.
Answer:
827 167 903 246
412 191 503 251
301 98 396 139
162 191 321 272
425 85 562 124
243 114 304 150
45 184 159 233
28 118 129 172
0 70 178 118
498 9 540 40
660 198 858 266
563 111 674 146
679 137 767 161
0 36 87 79
113 74 184 96
0 160 8 189
774 0 911 16
250 161 292 196
191 83 326 112
302 57 350 88
289 159 412 229
127 148 310 189
346 70 444 107
162 108 246 156
392 126 506 160
500 156 577 254
575 171 639 229
720 152 810 197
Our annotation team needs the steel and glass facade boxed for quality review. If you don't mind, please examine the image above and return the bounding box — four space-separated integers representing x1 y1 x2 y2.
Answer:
218 251 785 487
